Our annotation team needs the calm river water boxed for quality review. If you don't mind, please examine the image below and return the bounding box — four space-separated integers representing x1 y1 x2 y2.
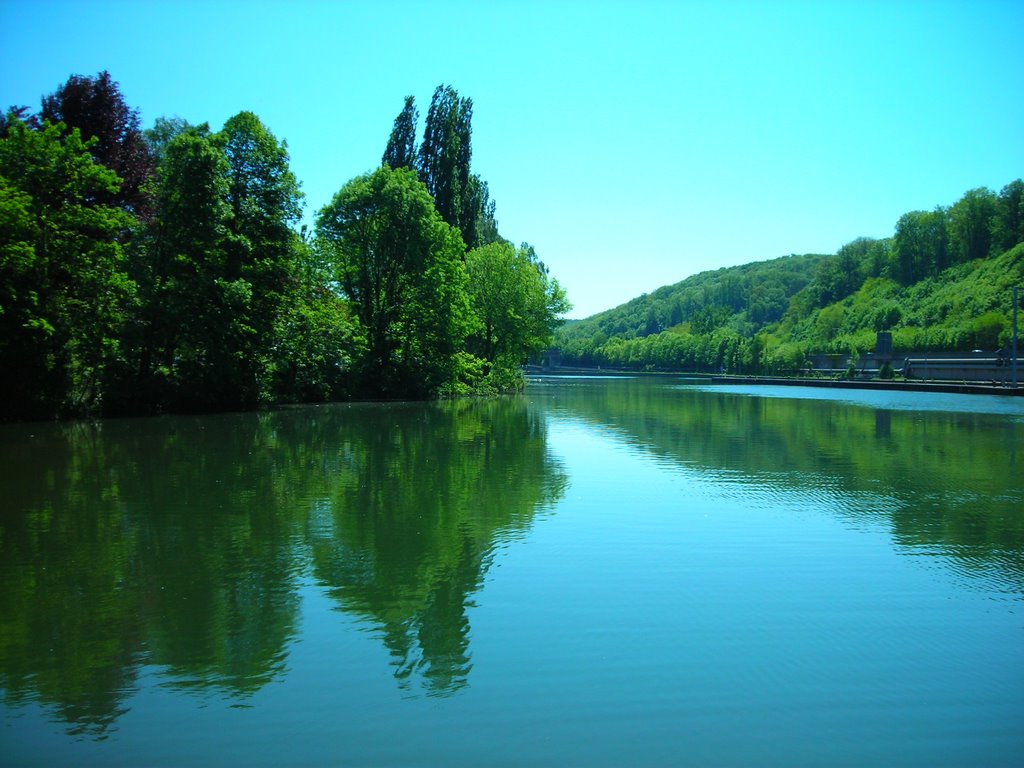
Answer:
1 376 1022 766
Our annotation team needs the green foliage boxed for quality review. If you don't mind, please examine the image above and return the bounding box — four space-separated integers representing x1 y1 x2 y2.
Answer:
466 241 570 367
438 352 528 397
892 208 949 284
130 125 237 410
143 115 191 165
562 252 822 351
485 355 530 393
467 174 501 247
814 304 845 344
316 166 474 398
814 237 872 303
383 88 501 252
417 86 475 244
948 187 998 264
119 112 346 414
0 118 136 419
584 325 759 374
557 180 1024 372
268 238 364 403
218 111 305 403
382 95 418 170
992 180 1024 253
557 253 824 372
40 71 154 217
771 243 1023 357
1 76 569 418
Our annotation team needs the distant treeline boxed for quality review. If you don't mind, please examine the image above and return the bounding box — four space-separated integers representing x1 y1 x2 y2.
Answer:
557 182 1024 373
0 74 569 420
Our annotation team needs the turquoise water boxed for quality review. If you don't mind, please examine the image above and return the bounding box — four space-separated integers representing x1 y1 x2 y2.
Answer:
2 377 1022 766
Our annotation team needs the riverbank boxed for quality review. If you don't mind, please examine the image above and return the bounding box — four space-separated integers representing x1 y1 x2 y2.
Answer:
526 366 1024 396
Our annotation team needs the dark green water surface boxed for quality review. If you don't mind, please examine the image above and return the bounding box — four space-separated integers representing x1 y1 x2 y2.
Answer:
2 376 1022 766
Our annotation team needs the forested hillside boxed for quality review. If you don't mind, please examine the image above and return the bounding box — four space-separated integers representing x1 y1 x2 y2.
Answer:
556 182 1024 374
0 74 569 420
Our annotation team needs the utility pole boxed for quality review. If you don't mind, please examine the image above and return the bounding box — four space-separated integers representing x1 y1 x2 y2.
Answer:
1014 286 1019 388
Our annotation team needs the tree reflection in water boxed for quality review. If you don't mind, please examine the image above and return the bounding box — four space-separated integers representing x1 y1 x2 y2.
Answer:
540 378 1024 593
305 399 567 696
0 396 568 735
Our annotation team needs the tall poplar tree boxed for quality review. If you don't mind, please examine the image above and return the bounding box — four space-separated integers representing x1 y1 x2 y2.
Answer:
417 85 478 247
382 96 418 170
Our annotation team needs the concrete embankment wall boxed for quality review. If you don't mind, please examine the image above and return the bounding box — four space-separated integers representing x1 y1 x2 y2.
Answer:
709 375 1022 396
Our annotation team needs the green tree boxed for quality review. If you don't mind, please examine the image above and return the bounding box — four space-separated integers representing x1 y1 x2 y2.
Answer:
864 238 892 279
269 237 363 403
814 303 845 343
382 95 418 170
40 71 154 217
992 179 1024 252
465 173 502 248
668 297 684 326
947 187 998 264
218 111 305 404
690 305 731 335
644 305 662 336
0 118 135 419
143 115 192 165
316 166 473 397
133 125 236 410
0 106 41 135
892 208 948 283
417 85 477 246
465 242 570 371
133 113 311 411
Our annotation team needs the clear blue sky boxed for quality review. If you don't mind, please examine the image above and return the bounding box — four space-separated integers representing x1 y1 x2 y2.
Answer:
2 0 1022 318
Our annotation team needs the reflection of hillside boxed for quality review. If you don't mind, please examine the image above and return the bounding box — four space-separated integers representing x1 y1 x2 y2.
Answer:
0 397 565 735
538 378 1024 591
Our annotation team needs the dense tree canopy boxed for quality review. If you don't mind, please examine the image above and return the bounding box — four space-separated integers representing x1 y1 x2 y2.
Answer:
16 68 1020 414
466 241 570 367
115 113 317 413
556 180 1024 374
316 166 473 398
0 119 135 418
219 111 306 404
2 72 567 419
382 87 501 251
948 187 998 265
992 180 1024 252
40 71 154 217
132 125 237 410
142 115 192 164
